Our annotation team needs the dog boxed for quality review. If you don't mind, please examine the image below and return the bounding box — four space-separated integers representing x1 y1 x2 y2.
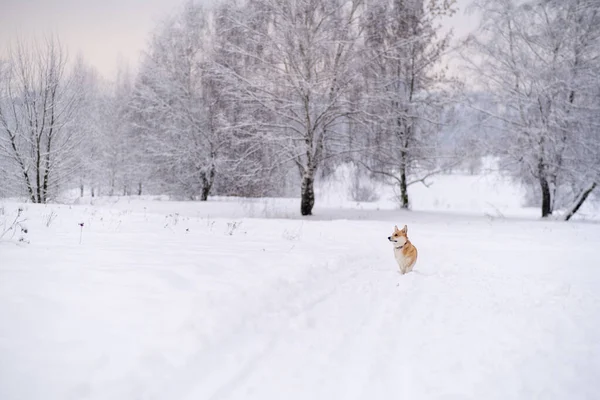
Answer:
388 225 418 274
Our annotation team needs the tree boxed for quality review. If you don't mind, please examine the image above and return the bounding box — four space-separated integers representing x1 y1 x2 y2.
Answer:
465 0 600 218
0 36 83 203
359 0 457 209
553 0 600 220
209 0 290 198
217 0 364 215
69 56 104 198
100 62 142 197
131 2 227 201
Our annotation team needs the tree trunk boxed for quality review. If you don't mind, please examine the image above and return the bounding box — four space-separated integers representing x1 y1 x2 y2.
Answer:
200 185 210 201
563 182 597 221
41 126 54 204
6 132 36 202
300 170 315 216
109 175 115 196
138 182 143 196
35 137 42 203
200 166 216 201
399 151 409 209
539 175 552 218
80 184 84 198
538 158 552 218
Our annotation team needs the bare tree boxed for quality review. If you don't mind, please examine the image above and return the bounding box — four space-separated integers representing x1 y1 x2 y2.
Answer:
131 2 227 201
359 0 457 209
0 37 82 203
216 0 364 215
97 62 143 197
209 1 290 198
68 56 105 198
465 0 600 218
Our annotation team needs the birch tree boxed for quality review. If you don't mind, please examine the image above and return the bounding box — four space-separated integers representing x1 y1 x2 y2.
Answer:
131 2 227 200
465 0 600 218
99 63 142 196
68 57 104 198
359 0 457 209
209 1 289 197
0 37 83 203
217 0 364 215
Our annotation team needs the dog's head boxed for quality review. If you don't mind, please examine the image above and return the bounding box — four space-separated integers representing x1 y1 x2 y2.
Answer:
388 225 408 246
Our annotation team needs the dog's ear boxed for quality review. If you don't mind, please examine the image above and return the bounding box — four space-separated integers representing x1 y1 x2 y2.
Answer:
394 225 399 232
401 225 408 234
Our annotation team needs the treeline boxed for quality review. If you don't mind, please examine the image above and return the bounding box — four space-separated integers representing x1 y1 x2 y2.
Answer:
0 0 598 219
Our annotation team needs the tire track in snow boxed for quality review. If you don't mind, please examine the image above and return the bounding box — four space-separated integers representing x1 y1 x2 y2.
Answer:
355 271 430 399
204 255 375 400
146 253 368 400
207 255 422 400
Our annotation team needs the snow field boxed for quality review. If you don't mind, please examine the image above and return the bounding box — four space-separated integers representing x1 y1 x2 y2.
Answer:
1 199 600 399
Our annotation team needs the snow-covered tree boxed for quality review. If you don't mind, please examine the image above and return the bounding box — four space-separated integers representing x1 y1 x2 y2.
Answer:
68 57 147 199
209 1 290 198
0 37 84 203
101 63 142 196
131 2 228 200
358 0 458 209
465 0 600 218
216 0 364 215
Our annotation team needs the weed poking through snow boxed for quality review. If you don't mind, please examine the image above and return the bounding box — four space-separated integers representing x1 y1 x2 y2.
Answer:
44 210 58 227
226 221 242 236
164 213 180 229
79 222 84 244
1 206 29 244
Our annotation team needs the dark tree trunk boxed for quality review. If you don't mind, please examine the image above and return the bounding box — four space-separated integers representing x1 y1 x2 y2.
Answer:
80 184 84 198
40 80 57 204
200 166 216 201
564 182 597 221
41 132 53 203
138 182 143 196
300 171 315 216
539 175 552 218
200 185 210 201
35 136 42 203
7 132 36 202
399 151 409 209
538 158 552 218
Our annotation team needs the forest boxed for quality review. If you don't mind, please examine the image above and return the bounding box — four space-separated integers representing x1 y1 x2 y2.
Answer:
1 0 598 219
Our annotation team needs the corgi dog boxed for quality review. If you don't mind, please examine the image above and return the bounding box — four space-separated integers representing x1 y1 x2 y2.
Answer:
388 225 418 274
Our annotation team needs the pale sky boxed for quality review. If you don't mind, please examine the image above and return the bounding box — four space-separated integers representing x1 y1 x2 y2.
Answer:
0 0 479 79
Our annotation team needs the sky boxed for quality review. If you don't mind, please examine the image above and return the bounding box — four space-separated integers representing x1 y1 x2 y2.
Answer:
0 0 479 79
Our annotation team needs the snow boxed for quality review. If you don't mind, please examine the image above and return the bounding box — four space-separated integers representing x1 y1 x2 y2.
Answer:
1 174 600 399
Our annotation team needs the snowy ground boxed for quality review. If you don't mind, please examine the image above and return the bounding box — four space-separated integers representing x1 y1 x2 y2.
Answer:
1 173 600 399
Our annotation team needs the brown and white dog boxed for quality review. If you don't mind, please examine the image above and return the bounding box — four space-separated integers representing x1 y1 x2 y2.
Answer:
388 225 418 274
